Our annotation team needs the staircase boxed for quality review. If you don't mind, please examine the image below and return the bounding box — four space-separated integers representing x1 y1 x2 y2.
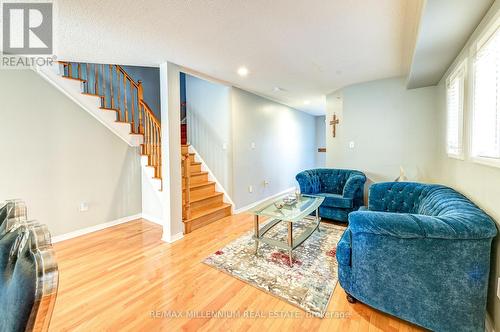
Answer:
182 144 231 233
55 62 163 191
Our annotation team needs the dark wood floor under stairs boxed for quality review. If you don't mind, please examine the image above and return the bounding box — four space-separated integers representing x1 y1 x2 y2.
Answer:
182 145 231 233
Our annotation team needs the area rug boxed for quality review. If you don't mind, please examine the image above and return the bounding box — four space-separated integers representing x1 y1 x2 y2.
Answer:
203 220 346 317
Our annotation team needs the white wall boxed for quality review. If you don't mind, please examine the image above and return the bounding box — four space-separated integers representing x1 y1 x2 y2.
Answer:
231 88 316 209
325 77 438 183
185 74 232 194
315 116 326 167
432 1 500 328
0 69 142 236
159 62 184 241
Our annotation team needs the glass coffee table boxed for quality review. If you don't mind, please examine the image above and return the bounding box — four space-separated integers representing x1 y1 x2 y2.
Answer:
250 194 325 266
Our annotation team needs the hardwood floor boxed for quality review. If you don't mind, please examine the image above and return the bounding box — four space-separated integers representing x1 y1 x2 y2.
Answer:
50 214 423 331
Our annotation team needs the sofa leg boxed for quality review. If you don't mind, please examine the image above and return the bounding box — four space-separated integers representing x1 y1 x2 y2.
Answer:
346 293 357 304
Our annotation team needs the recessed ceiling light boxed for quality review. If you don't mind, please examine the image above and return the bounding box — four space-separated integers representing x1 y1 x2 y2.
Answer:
303 100 311 105
237 67 249 77
273 87 283 92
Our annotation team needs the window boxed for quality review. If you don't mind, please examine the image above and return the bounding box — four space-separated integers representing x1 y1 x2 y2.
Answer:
446 63 466 158
471 25 500 164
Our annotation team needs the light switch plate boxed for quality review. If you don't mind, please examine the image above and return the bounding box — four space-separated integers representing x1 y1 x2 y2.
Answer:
248 185 253 193
251 142 256 149
497 277 500 300
79 202 89 212
349 141 355 149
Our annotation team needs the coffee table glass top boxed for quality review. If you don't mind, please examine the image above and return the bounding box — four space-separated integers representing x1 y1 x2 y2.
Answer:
250 194 324 222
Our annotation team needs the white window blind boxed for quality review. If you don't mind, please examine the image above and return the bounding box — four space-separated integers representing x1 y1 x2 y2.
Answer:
446 65 465 158
471 26 500 160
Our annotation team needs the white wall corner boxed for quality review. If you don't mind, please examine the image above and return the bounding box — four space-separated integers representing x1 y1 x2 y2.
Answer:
141 213 164 226
160 62 184 241
161 231 184 243
485 313 495 332
233 187 295 214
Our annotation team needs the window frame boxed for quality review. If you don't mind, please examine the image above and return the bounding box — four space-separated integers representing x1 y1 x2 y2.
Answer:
469 19 500 168
445 61 466 160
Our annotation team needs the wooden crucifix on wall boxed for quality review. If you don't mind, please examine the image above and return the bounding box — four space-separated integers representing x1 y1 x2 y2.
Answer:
330 114 340 137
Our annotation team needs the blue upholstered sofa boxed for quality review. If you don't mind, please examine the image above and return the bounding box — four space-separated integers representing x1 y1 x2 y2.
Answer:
295 169 366 222
336 182 497 332
0 201 59 332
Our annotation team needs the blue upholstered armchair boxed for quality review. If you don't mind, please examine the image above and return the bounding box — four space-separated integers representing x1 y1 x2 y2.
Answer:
336 182 498 332
295 169 366 222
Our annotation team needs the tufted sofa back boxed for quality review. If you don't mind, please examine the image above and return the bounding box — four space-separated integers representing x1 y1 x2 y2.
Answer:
368 182 497 238
296 168 365 195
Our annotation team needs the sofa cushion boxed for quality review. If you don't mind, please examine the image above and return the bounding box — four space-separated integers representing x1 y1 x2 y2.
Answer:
317 193 353 209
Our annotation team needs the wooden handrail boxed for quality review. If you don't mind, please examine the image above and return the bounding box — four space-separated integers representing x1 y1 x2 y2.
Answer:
59 61 163 186
182 152 191 221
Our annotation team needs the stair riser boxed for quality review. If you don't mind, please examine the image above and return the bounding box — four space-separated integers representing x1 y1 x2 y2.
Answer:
181 146 189 154
190 164 202 173
190 173 208 184
190 195 224 212
185 183 215 196
186 206 231 233
189 154 196 163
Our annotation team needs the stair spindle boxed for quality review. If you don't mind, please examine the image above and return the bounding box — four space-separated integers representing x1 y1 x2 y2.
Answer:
131 85 136 133
138 82 144 134
85 63 90 92
110 65 114 109
94 64 98 95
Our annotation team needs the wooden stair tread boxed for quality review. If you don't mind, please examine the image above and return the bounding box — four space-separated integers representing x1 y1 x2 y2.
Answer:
184 181 215 189
62 76 86 82
185 203 231 221
186 191 223 203
190 171 208 177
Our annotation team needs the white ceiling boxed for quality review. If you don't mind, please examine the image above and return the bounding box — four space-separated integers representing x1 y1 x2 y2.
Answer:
407 0 494 89
54 0 421 115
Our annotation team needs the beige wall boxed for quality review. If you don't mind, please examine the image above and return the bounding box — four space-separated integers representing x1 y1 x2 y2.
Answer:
325 77 438 184
0 69 142 236
433 1 500 328
231 87 316 209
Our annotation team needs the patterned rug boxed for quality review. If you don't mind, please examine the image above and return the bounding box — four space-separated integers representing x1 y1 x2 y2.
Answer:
203 220 346 317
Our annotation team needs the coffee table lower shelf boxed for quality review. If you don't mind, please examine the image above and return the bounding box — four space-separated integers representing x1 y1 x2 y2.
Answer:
252 214 321 266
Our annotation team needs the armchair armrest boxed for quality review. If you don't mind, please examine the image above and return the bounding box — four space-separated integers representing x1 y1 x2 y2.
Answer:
342 174 366 199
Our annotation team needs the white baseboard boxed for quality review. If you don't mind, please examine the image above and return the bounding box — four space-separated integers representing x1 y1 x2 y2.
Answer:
51 214 142 243
486 313 495 332
141 213 164 226
233 187 296 214
161 231 184 243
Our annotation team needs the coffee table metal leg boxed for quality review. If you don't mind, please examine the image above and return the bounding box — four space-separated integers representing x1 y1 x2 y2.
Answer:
254 215 260 254
316 207 321 232
287 221 293 266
